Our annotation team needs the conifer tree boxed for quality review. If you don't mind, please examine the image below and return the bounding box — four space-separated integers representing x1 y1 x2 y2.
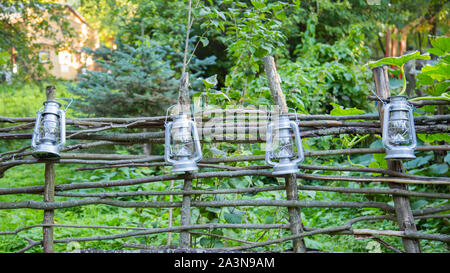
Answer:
68 39 178 117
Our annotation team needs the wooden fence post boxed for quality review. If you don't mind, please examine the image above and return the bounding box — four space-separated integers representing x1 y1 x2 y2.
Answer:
178 72 192 248
43 86 56 253
372 66 421 253
263 56 307 253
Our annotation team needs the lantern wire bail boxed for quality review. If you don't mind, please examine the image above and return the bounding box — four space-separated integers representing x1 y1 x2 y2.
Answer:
164 104 178 126
57 97 73 112
269 107 298 123
288 107 299 123
370 89 388 105
165 103 197 126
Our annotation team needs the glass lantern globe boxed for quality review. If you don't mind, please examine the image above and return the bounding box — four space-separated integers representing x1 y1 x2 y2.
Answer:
382 96 417 160
266 114 304 175
165 113 202 173
31 100 66 160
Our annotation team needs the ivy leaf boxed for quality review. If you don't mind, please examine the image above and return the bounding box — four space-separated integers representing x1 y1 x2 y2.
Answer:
368 51 430 69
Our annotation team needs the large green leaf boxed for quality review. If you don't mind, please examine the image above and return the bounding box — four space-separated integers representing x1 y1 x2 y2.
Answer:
224 208 244 224
404 155 433 169
428 163 449 175
203 74 218 89
418 133 450 143
427 36 450 57
368 51 430 69
329 103 365 116
420 63 450 82
424 82 450 97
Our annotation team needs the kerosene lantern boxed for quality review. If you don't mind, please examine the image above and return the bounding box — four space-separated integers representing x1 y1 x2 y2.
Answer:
382 96 417 160
164 111 202 173
31 100 66 160
265 114 304 175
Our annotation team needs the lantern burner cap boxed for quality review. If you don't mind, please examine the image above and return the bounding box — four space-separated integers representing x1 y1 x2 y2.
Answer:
272 159 299 175
32 143 61 160
385 148 416 160
171 156 199 173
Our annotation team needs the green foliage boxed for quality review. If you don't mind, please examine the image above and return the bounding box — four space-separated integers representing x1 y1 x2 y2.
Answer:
415 36 450 100
67 39 178 117
1 0 449 254
0 82 73 118
0 82 74 153
368 51 431 96
197 0 288 91
0 50 10 66
368 51 431 69
329 103 365 116
0 1 75 81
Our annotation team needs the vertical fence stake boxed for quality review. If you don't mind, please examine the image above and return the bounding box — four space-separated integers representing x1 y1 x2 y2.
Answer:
372 66 421 253
263 56 306 253
178 72 192 248
43 86 56 253
180 176 192 248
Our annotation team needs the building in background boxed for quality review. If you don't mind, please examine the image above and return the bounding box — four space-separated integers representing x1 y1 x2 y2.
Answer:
35 4 99 80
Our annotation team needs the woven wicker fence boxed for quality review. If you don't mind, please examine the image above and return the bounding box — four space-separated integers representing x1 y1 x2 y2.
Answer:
0 65 449 253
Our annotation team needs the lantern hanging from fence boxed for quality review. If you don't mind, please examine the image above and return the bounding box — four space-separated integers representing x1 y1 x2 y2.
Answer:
165 112 202 173
382 96 417 160
31 100 66 160
266 113 304 175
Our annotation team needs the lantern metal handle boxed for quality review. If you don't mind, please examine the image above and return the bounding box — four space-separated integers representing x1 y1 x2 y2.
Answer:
164 121 176 164
31 110 43 149
290 121 304 164
190 119 202 162
382 103 393 150
265 122 276 167
58 109 66 148
164 104 177 126
408 105 417 150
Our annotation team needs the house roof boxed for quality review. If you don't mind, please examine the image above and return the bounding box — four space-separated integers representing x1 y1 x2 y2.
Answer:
0 3 91 28
58 3 91 29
